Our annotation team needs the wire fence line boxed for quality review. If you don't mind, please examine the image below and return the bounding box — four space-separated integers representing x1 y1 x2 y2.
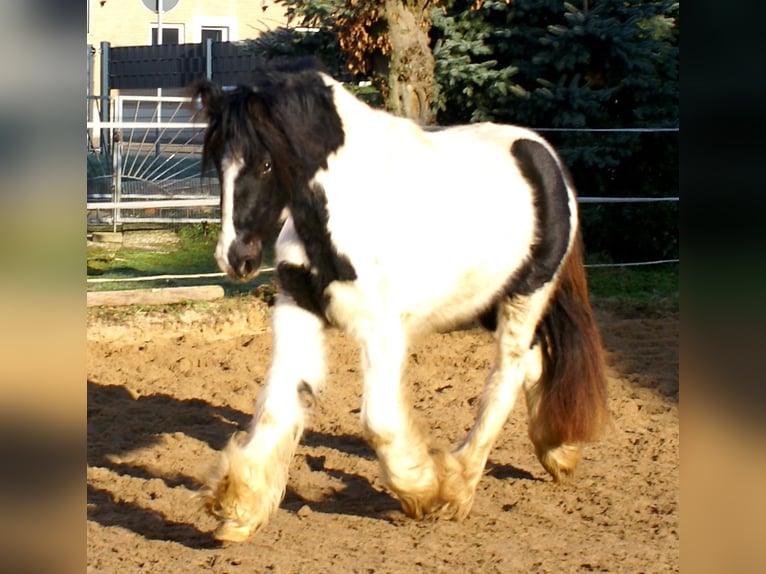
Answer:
534 127 678 133
85 258 680 286
85 195 679 213
584 259 679 269
86 271 231 284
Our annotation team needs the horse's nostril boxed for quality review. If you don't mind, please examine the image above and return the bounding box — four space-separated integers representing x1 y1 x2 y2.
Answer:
237 256 260 278
228 238 263 280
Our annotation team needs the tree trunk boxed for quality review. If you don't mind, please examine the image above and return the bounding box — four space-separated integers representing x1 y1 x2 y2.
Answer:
380 0 435 125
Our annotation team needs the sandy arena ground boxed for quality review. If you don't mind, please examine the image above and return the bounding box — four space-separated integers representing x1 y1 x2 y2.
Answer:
87 297 678 573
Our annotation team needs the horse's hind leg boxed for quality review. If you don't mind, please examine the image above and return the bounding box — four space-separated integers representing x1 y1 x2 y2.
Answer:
522 345 582 482
448 288 555 516
361 291 554 522
202 295 325 542
521 239 609 482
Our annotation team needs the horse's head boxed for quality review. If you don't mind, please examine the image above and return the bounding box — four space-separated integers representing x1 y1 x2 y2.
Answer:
193 81 289 281
193 64 345 282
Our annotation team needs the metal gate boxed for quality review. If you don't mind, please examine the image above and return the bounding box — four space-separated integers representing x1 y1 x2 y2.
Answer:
86 94 219 230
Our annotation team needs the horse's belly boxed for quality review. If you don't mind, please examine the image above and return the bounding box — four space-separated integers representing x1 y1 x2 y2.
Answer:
396 258 521 334
324 262 513 339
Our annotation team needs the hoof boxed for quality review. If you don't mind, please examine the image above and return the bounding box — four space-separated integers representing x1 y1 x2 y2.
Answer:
198 432 284 542
393 448 478 521
535 442 581 482
213 519 258 543
404 495 475 522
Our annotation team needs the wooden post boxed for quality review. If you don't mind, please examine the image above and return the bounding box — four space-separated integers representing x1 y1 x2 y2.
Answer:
87 285 225 307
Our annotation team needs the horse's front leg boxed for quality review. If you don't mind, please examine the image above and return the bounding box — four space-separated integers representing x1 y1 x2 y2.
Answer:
358 321 469 520
202 294 325 542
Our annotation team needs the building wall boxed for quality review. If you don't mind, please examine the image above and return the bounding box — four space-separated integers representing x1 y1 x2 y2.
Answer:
87 0 291 96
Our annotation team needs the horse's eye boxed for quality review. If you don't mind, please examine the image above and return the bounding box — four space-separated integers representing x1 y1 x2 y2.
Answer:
261 160 272 175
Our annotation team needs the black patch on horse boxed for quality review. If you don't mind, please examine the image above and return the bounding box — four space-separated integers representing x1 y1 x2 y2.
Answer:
277 263 323 317
506 139 572 295
249 66 358 316
478 139 572 332
276 185 358 320
289 181 357 318
232 162 285 244
195 61 358 319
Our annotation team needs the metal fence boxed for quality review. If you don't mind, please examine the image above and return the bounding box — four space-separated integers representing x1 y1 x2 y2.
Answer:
92 39 348 93
87 93 217 230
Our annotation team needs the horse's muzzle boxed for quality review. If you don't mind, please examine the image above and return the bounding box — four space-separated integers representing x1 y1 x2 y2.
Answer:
222 237 263 281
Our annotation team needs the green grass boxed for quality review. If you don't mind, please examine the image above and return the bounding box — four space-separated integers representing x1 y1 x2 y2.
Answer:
586 263 678 311
88 225 214 272
87 223 275 294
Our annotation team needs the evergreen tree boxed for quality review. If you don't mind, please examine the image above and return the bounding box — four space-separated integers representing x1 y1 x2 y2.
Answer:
268 0 679 261
432 0 679 261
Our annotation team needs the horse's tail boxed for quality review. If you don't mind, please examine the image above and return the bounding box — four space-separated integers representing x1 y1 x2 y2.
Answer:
527 232 610 479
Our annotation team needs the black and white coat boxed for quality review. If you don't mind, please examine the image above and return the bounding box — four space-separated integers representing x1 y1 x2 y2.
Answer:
194 61 608 542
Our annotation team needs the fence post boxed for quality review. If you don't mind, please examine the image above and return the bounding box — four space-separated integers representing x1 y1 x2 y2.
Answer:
156 87 162 157
100 41 111 157
87 44 94 150
111 96 123 232
205 38 213 80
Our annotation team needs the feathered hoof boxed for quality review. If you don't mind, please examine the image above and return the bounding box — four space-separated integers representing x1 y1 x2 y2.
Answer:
394 448 478 522
199 432 282 543
200 470 268 543
405 494 476 522
535 442 581 482
213 519 259 543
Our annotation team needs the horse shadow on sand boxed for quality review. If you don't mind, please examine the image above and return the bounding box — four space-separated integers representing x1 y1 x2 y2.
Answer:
87 379 539 547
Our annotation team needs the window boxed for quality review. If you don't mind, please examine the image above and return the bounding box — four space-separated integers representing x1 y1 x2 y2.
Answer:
192 17 236 43
150 24 183 45
201 27 229 44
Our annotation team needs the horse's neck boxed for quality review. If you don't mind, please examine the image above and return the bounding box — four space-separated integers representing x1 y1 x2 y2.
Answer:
330 82 425 148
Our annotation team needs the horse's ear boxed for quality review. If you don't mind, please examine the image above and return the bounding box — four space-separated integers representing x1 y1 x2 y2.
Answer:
189 79 223 118
246 88 269 122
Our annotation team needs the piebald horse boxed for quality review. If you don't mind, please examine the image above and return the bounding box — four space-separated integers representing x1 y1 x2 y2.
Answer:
193 60 608 542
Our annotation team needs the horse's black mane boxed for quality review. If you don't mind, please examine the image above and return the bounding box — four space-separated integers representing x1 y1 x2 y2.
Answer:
192 60 355 316
192 58 344 178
